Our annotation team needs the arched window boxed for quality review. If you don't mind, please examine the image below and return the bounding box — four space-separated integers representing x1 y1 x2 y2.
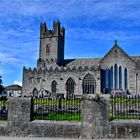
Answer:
82 73 96 94
124 68 128 89
32 88 38 97
66 78 75 99
119 66 122 89
51 80 57 93
110 66 113 90
29 77 34 84
114 64 118 89
105 68 109 89
46 44 50 54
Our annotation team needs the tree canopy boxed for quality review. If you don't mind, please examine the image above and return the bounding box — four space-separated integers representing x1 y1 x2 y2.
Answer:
0 76 4 95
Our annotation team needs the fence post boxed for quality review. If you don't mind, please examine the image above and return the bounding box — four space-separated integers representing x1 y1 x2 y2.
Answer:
7 97 32 136
81 95 110 139
8 97 32 122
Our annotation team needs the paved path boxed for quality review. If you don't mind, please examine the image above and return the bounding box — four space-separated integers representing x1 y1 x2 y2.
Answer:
0 137 140 140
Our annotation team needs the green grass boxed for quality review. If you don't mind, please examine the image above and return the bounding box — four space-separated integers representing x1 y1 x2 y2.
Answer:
109 112 140 121
0 101 7 106
110 116 140 121
110 97 140 103
32 113 82 122
0 120 8 122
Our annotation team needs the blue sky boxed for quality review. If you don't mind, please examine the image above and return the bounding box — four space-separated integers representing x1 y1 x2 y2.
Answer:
0 0 140 86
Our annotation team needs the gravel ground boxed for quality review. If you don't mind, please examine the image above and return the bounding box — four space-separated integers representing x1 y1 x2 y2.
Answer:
0 137 140 140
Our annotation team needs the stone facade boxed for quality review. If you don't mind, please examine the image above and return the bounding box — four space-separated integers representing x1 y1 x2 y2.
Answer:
0 97 139 139
22 21 140 97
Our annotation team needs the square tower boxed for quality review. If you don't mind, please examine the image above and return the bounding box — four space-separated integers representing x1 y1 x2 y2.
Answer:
37 21 65 69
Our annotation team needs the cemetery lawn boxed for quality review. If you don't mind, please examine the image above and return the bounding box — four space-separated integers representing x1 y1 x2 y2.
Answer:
32 112 82 122
33 99 81 105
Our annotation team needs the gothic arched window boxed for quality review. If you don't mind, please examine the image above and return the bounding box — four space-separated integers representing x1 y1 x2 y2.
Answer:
66 78 75 99
82 73 96 94
110 66 113 90
124 68 128 89
32 88 38 97
105 68 109 89
114 64 118 89
119 66 122 89
51 80 57 93
46 44 50 54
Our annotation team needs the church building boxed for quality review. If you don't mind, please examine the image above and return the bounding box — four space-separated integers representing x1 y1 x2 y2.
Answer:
22 21 140 98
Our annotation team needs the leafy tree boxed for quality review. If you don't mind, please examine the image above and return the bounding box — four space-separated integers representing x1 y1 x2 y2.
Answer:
0 76 4 95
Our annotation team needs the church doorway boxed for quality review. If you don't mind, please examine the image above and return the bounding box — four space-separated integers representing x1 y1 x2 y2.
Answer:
82 73 96 94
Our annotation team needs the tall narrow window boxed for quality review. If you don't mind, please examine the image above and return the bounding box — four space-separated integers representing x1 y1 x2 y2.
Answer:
37 78 41 83
114 64 118 89
105 69 109 89
101 69 105 93
32 88 38 97
124 68 128 89
119 66 122 89
29 77 34 84
66 78 75 99
46 44 50 54
82 73 96 94
110 66 113 90
51 80 57 93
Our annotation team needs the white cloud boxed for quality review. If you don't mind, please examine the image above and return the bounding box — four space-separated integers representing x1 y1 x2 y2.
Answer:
0 0 140 21
14 81 22 86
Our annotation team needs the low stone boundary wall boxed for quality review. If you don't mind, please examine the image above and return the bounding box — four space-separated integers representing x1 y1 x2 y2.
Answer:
0 97 139 139
29 120 81 138
109 120 140 139
0 121 81 138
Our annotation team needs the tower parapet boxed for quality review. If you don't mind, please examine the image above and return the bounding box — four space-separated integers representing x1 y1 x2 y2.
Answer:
40 21 65 39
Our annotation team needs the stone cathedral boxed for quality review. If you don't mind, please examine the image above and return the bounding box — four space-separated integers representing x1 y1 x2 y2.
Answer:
22 21 140 98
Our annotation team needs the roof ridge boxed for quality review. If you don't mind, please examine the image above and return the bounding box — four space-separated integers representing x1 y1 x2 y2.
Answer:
101 41 135 63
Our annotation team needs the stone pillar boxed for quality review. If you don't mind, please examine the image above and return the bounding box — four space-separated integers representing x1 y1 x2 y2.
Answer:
7 97 32 136
8 97 32 122
81 95 110 139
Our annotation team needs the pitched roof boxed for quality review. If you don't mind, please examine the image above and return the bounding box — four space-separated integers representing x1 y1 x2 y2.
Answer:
101 40 135 63
64 58 101 68
5 84 22 90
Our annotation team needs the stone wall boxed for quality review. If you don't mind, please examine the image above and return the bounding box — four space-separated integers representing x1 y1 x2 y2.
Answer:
109 120 140 139
0 97 139 139
101 44 137 94
22 67 100 97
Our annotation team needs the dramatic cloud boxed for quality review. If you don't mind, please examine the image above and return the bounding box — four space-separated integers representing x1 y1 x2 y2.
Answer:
0 0 140 85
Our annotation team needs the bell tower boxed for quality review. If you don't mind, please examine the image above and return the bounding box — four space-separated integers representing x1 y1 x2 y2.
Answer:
37 21 65 69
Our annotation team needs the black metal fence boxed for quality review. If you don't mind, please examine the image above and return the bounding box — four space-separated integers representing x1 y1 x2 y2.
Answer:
31 97 81 121
0 97 8 120
110 95 140 120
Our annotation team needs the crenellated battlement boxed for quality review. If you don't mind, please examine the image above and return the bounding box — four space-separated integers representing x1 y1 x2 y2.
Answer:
23 65 99 75
40 20 65 39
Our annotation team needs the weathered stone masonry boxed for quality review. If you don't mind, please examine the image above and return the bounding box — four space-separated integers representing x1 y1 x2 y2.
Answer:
0 97 139 139
22 21 140 97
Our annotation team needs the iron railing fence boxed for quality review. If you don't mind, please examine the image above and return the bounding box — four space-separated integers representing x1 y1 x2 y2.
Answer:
110 94 140 120
0 97 8 120
31 97 81 121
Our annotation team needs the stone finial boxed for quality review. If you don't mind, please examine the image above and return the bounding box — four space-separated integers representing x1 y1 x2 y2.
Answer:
114 40 118 46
